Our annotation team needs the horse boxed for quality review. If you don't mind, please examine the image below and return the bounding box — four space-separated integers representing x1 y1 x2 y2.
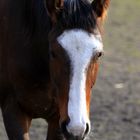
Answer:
0 0 110 139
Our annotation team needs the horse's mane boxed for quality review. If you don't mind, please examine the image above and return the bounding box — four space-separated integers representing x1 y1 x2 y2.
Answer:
59 0 97 32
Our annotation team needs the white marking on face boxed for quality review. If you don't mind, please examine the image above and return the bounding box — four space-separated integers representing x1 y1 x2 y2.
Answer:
57 29 103 136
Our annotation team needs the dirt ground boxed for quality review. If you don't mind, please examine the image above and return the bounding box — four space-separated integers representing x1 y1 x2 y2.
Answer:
0 0 140 140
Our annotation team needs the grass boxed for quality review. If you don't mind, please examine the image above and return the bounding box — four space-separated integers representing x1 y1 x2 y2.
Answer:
102 0 140 74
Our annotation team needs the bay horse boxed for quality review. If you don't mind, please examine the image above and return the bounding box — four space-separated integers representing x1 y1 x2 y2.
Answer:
0 0 110 140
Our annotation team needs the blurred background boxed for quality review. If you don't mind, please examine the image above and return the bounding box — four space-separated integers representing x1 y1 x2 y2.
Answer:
0 0 140 139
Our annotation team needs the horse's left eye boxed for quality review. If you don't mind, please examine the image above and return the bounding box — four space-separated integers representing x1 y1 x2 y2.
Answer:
98 52 102 57
94 52 103 60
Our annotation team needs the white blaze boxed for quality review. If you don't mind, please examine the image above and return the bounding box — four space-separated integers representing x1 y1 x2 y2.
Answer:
57 29 103 136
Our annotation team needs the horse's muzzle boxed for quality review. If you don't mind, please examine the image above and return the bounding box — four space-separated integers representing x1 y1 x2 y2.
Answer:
61 120 89 140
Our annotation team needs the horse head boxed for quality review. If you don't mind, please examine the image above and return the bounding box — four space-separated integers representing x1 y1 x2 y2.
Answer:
46 0 110 139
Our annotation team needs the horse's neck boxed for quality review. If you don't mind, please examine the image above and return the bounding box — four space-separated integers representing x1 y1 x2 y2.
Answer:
27 0 52 35
2 0 52 86
7 0 51 38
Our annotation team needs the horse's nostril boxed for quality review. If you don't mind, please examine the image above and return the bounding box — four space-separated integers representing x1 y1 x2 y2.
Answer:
61 119 71 137
84 123 90 136
61 120 69 131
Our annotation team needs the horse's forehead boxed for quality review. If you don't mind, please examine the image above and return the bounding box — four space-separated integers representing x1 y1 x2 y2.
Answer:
57 29 103 68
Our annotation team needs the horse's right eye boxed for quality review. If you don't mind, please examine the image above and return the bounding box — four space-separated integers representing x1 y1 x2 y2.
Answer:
51 51 57 59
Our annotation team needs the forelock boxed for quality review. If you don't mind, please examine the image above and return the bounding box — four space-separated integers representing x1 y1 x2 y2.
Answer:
59 0 97 31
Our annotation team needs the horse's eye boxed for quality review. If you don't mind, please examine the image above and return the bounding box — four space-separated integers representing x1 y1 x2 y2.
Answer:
51 51 57 59
98 52 103 58
93 52 103 61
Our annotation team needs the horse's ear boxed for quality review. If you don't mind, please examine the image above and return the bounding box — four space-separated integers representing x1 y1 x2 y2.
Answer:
45 0 64 22
91 0 110 20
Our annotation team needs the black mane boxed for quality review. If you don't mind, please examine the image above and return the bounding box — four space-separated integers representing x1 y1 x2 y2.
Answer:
60 0 97 31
